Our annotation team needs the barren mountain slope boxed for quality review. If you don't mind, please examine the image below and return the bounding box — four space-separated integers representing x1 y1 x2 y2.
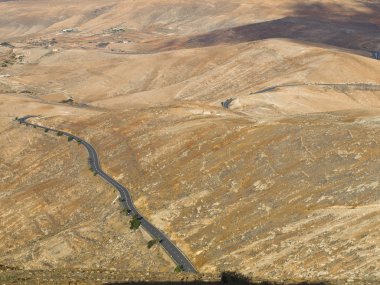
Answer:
0 117 172 271
2 39 380 116
0 0 380 282
1 0 379 43
27 105 378 280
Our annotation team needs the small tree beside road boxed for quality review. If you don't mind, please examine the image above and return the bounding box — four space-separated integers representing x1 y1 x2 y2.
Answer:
174 265 184 273
147 238 163 249
130 214 142 230
122 208 131 216
89 167 98 176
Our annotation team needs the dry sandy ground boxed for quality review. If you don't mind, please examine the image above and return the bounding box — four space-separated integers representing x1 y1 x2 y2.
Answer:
0 116 173 271
0 0 380 282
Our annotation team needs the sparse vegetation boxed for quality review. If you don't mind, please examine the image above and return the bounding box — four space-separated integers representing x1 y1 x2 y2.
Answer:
147 238 163 249
147 240 156 249
89 166 98 176
174 265 184 273
122 208 131 216
68 136 74 142
129 214 142 230
57 131 63 136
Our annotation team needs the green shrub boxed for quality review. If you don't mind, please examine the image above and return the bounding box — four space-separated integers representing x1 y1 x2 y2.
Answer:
77 139 82 144
57 131 63 136
147 240 157 249
122 208 131 216
174 265 184 273
147 238 163 249
130 219 141 230
68 136 74 142
44 129 48 133
129 214 141 230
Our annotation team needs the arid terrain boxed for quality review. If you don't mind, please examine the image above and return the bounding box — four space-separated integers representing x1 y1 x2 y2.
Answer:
0 0 379 284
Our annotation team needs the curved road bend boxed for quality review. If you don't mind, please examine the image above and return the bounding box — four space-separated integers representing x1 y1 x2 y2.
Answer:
253 83 380 94
17 116 197 273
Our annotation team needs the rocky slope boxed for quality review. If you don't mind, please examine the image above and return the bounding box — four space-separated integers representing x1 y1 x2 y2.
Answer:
0 117 172 271
33 105 377 280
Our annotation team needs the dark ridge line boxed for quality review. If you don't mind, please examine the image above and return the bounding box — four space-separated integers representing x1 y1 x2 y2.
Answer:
253 83 380 94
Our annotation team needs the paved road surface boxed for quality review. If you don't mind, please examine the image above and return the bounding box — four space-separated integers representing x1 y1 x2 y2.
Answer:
17 115 197 273
253 83 380 94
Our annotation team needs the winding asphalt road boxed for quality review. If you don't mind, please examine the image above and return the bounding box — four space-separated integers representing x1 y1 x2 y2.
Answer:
253 83 380 94
17 115 197 273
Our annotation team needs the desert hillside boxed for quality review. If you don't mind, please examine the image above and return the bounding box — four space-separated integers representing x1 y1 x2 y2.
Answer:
0 0 379 283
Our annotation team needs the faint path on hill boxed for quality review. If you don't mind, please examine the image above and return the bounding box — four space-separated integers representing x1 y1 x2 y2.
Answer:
253 83 380 94
16 115 197 273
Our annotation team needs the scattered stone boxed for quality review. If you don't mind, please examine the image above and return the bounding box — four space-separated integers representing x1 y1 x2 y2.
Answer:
111 27 126 33
0 42 14 48
61 28 76 33
221 98 236 109
97 42 109 48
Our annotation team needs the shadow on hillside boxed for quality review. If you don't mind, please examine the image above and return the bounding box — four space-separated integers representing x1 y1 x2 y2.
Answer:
105 271 330 285
161 1 380 54
290 2 380 23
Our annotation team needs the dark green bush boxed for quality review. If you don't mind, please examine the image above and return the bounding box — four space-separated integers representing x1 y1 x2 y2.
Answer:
129 214 141 230
174 265 184 273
